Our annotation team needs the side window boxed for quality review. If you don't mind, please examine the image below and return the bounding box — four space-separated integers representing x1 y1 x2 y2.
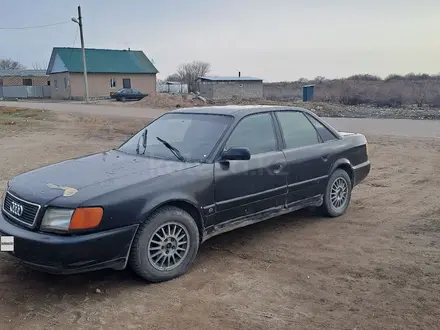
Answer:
225 113 277 155
276 111 320 149
305 114 338 142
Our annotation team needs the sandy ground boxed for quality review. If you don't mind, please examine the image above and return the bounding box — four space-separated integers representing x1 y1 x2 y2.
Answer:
0 108 439 330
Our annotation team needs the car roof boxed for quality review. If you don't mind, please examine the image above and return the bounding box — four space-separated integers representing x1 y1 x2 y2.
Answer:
169 105 314 118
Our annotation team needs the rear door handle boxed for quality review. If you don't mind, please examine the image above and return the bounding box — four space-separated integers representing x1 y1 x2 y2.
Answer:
272 163 283 174
322 154 329 162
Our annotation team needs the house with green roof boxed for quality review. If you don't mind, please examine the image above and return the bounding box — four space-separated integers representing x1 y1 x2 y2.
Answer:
46 47 158 99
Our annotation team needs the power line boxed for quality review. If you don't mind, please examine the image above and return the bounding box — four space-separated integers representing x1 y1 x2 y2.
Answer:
65 29 79 66
0 21 71 30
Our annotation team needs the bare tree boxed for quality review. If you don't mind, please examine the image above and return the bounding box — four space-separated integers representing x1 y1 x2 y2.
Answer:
165 73 183 82
0 58 26 70
32 61 48 70
167 61 211 92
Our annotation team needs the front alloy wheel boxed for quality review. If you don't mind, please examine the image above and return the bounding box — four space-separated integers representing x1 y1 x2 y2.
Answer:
129 206 200 282
148 222 190 271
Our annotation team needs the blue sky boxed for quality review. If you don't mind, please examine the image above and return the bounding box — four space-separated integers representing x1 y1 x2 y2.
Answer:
1 0 439 81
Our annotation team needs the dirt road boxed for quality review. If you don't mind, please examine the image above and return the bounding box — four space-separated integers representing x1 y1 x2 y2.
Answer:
0 108 439 329
1 100 440 139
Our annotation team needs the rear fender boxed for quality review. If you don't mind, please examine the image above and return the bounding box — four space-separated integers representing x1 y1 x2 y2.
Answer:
329 158 354 183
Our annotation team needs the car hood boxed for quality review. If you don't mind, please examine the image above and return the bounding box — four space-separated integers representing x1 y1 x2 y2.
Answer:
8 150 198 206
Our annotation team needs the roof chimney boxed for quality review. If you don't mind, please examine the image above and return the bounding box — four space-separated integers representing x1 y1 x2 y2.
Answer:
238 71 241 77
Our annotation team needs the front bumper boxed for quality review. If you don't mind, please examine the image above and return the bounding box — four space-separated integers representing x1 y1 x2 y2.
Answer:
0 211 138 275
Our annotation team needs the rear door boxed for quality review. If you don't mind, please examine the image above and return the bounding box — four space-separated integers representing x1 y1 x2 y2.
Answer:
214 112 287 224
274 111 336 205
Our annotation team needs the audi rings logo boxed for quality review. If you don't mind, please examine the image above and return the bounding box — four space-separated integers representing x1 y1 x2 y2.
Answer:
9 201 24 217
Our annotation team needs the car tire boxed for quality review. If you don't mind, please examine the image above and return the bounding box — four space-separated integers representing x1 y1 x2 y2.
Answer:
129 206 200 283
319 169 352 217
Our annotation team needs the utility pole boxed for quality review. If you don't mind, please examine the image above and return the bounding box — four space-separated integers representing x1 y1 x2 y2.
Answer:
72 5 89 103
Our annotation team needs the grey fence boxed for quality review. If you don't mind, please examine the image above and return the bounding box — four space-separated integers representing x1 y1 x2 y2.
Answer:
157 83 188 94
0 86 51 99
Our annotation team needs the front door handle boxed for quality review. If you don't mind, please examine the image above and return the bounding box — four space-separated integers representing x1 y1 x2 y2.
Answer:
272 163 283 174
322 154 329 162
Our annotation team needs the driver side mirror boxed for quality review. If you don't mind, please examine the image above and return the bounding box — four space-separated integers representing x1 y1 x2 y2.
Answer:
220 147 251 161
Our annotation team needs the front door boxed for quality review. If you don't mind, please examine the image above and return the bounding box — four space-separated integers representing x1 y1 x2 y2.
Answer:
214 112 288 224
274 111 334 205
123 78 131 88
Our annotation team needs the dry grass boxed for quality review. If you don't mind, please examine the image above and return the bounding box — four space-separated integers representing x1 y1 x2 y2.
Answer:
264 74 440 108
0 106 56 137
0 106 53 122
135 93 205 109
72 114 150 141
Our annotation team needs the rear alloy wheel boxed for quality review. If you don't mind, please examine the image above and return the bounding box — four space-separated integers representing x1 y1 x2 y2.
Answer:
319 169 352 217
129 206 200 282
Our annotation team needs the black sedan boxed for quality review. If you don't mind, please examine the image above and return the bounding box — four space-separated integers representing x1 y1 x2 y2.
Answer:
110 88 148 101
0 106 370 283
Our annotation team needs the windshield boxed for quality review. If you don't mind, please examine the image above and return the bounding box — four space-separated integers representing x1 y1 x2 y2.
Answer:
118 113 233 162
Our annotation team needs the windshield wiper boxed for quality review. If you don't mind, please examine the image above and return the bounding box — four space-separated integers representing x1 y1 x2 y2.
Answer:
156 136 186 162
136 129 148 155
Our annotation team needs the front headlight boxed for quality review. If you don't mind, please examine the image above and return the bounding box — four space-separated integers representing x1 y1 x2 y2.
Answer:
1 181 10 206
41 208 75 232
41 207 103 233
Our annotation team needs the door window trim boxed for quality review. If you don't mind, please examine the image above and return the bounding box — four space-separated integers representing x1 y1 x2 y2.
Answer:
273 110 324 151
304 113 339 142
214 111 282 161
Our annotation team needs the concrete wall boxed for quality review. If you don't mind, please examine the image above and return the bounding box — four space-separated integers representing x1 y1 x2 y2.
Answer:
70 73 156 99
49 72 157 100
198 80 263 100
198 81 214 99
49 72 71 99
0 76 49 87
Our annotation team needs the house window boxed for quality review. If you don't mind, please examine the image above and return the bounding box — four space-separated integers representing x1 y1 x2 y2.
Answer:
54 79 58 89
64 77 69 90
110 78 116 88
23 78 32 86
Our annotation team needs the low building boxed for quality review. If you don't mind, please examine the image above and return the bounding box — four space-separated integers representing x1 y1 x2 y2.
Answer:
0 70 50 99
0 70 49 87
46 47 158 100
196 76 263 100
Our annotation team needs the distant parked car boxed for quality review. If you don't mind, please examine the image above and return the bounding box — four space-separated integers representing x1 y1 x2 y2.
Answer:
110 88 148 101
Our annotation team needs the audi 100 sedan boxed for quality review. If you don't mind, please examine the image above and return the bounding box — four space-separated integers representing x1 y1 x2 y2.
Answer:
0 105 370 283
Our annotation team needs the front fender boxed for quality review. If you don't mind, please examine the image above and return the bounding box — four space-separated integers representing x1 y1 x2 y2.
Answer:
136 192 204 225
